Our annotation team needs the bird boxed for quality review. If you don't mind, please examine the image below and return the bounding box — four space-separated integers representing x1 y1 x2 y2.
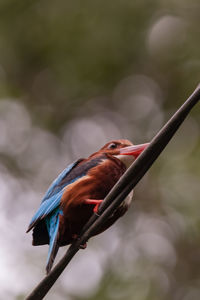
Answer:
27 139 149 273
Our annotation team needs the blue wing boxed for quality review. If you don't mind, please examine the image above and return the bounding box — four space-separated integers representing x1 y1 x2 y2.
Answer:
27 159 84 273
45 207 60 273
42 159 83 202
27 155 106 273
27 159 83 232
27 155 105 233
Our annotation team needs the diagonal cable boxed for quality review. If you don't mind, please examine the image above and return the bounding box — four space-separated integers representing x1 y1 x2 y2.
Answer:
26 84 200 300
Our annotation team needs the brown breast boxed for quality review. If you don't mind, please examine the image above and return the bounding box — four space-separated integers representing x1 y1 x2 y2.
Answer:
58 155 126 245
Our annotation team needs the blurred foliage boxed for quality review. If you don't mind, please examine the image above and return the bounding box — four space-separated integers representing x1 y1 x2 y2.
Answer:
0 0 200 300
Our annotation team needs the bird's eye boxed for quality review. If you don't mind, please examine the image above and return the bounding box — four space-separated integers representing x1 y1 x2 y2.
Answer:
108 143 117 149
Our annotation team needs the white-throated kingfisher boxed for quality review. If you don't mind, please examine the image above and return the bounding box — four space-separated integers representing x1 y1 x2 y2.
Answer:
27 139 149 273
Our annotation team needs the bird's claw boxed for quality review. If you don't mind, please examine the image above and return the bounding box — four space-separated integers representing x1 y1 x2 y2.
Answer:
72 234 87 249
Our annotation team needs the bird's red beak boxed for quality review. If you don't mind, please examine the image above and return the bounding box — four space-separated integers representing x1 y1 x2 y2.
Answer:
119 143 149 158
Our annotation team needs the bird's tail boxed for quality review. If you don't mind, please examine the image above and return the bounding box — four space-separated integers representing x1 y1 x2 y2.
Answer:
46 212 60 274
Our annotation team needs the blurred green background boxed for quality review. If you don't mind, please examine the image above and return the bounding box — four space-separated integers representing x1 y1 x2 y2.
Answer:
0 0 200 299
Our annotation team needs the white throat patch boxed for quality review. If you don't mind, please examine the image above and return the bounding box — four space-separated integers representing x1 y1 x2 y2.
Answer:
114 155 135 168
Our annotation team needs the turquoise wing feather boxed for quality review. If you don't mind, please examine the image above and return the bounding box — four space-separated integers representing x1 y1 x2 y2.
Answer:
27 159 82 232
45 208 60 273
27 159 83 273
27 155 104 273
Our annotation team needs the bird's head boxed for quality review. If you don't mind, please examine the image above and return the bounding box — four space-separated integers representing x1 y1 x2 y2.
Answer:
91 139 149 168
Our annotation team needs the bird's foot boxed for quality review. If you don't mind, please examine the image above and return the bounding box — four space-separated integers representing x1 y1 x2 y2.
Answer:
79 243 87 249
72 234 87 249
84 199 103 215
